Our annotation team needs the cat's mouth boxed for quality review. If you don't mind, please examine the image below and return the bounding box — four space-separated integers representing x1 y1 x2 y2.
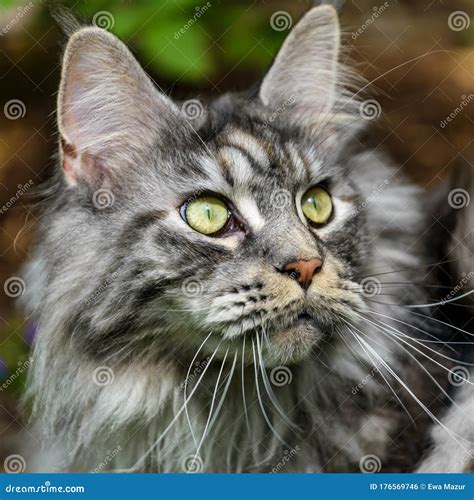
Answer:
207 306 327 366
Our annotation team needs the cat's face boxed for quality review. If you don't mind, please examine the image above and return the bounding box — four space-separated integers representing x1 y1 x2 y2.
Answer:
142 117 368 366
54 6 369 366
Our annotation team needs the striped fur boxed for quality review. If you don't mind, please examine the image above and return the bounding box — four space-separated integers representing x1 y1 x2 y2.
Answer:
22 6 472 473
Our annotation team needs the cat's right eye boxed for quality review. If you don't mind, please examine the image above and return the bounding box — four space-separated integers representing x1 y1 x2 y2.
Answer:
180 195 231 235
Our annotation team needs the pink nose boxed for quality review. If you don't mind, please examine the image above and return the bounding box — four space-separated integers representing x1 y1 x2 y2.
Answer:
283 258 322 290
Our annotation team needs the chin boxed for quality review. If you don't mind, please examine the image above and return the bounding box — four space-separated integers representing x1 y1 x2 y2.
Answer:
264 319 324 366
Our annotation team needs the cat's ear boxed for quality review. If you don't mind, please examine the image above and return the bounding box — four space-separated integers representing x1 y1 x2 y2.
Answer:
259 5 340 126
58 27 180 186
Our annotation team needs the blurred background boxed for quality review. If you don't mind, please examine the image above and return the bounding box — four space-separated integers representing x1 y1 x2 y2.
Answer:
0 0 472 469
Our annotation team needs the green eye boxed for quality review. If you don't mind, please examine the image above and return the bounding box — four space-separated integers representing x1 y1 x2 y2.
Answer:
301 186 333 225
184 196 230 235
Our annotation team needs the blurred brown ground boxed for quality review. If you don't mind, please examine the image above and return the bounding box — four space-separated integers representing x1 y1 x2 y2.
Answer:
0 0 473 467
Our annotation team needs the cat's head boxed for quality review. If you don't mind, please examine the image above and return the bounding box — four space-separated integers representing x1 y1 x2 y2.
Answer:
46 5 379 367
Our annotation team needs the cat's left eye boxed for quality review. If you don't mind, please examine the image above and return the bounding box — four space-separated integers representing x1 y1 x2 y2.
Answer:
301 186 333 225
181 195 230 235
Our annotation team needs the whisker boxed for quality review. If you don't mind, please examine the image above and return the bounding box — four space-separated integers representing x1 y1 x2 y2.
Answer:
362 310 473 366
184 330 214 449
405 289 474 308
251 339 291 450
241 335 251 435
346 323 471 450
122 342 221 472
354 314 472 416
256 329 299 431
341 320 416 425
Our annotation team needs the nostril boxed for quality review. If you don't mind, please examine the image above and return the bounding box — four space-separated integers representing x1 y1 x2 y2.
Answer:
281 258 322 290
284 267 301 282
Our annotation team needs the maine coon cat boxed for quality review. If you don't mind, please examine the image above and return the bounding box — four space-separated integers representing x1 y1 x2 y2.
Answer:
22 5 473 472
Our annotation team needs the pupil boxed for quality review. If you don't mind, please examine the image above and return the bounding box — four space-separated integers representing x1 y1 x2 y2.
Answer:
206 205 212 220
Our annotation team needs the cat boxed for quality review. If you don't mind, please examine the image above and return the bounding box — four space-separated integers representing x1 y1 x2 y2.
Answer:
22 5 472 473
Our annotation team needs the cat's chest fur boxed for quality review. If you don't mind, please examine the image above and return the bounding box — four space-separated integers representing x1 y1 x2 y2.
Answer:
29 337 442 473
